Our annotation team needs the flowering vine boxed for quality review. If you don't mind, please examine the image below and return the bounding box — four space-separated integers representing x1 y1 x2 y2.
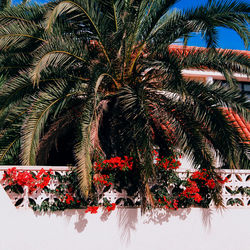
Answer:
1 153 230 212
2 167 51 193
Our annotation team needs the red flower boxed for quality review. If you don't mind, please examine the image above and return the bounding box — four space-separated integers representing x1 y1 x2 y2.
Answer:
94 156 133 172
65 194 74 204
193 193 203 203
173 199 179 210
2 167 51 193
156 156 181 170
93 174 112 186
181 180 202 203
153 150 159 156
191 171 207 180
106 203 116 212
205 179 216 189
85 206 99 214
217 176 229 184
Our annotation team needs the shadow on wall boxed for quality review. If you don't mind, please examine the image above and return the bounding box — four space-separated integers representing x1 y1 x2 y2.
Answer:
143 207 192 225
32 206 213 246
118 208 138 246
34 209 88 233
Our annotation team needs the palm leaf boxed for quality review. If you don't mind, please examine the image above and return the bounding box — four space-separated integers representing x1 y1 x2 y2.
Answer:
20 80 75 165
74 73 108 197
45 0 111 64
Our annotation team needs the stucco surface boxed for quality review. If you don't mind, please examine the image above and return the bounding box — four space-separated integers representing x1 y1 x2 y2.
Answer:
1 184 250 250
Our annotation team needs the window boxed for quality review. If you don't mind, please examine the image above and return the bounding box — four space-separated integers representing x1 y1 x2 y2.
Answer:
216 80 250 100
240 82 250 100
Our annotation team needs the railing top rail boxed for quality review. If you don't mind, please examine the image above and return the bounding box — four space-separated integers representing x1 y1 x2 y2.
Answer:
177 168 250 174
0 165 250 174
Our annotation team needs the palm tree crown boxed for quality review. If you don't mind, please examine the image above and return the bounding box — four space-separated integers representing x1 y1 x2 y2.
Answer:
0 0 249 202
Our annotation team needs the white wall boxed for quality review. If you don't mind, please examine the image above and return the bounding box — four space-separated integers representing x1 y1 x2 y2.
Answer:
1 184 250 250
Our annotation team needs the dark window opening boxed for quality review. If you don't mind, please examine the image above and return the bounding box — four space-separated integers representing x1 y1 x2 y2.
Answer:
216 80 250 100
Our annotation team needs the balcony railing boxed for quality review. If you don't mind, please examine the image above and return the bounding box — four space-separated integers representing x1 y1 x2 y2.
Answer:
0 166 249 209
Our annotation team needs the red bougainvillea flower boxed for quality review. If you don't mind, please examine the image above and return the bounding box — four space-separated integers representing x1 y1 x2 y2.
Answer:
85 206 99 214
94 156 133 172
173 199 179 210
156 156 181 170
191 171 207 180
158 196 179 210
181 179 203 203
205 179 216 189
106 203 116 212
217 176 229 184
190 169 228 190
1 167 51 193
193 193 203 203
2 167 17 183
153 150 159 157
93 174 113 186
65 193 74 204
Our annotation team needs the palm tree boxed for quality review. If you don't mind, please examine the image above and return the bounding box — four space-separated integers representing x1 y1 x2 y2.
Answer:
0 0 249 206
0 0 10 10
0 0 30 10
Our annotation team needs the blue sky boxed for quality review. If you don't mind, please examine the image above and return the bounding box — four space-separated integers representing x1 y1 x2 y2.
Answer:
12 0 249 51
173 0 249 50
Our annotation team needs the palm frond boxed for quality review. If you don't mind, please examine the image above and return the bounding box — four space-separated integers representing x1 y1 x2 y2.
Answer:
147 0 249 51
20 80 75 165
179 47 250 76
147 84 249 169
74 72 108 197
0 0 11 10
45 0 111 64
117 85 155 209
0 4 46 26
30 35 88 85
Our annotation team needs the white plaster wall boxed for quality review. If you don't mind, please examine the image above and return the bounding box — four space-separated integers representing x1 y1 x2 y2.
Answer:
179 154 193 169
1 184 250 250
179 154 223 169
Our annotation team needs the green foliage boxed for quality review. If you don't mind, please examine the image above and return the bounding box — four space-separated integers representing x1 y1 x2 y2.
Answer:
0 0 249 210
30 170 89 212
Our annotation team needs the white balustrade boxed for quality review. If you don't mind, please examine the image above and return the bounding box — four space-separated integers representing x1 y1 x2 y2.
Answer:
0 166 249 209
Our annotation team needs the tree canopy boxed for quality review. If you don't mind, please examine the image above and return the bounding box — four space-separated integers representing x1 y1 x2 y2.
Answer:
0 0 249 205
